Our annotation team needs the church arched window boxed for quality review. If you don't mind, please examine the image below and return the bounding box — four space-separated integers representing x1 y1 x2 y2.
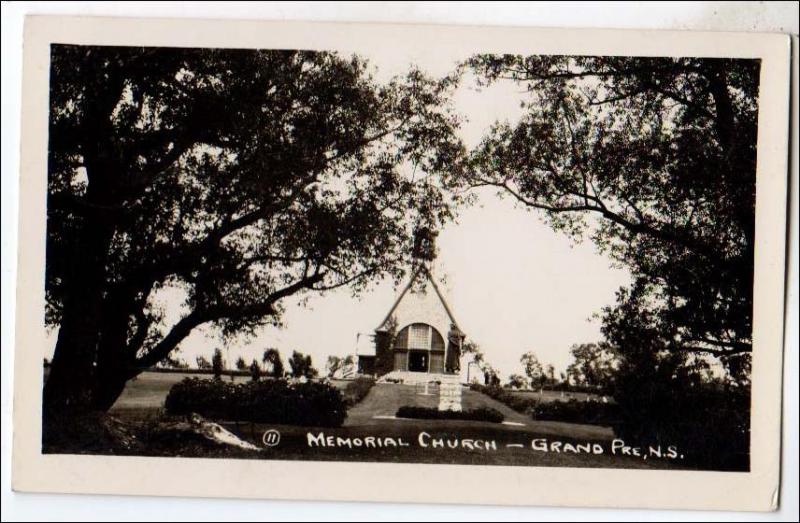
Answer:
394 323 445 351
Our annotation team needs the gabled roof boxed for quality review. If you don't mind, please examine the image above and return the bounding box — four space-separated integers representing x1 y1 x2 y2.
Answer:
375 265 463 335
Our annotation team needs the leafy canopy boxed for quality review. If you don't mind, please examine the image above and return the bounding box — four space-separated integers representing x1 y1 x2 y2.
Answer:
47 46 464 373
463 55 759 382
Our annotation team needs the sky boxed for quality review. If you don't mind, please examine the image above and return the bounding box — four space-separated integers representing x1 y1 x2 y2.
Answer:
46 47 631 378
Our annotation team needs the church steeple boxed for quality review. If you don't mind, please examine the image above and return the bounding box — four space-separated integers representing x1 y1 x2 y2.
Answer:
411 225 438 271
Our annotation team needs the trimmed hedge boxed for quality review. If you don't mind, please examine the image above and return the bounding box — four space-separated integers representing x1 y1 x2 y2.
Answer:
165 378 347 427
342 377 375 407
396 406 505 423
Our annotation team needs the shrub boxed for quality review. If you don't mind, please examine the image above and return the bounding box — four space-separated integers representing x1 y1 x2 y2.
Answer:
165 377 347 427
395 406 504 423
249 359 261 382
613 375 750 471
341 377 375 407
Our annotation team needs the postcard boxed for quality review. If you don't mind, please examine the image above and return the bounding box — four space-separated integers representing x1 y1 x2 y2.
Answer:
12 15 791 511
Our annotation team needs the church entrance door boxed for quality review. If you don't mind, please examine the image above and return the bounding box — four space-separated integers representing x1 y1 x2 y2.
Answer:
408 350 429 373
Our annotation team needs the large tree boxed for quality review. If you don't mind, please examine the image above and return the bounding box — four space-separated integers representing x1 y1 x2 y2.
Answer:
288 351 318 379
520 351 545 389
463 55 758 468
565 343 617 391
262 348 285 378
325 355 344 378
464 55 759 383
45 45 463 416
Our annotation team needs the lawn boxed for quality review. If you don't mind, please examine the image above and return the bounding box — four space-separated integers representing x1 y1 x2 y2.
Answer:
109 372 353 413
109 372 229 411
188 382 674 468
105 374 686 469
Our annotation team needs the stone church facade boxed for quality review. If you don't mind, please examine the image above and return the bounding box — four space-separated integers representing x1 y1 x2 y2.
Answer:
358 267 465 377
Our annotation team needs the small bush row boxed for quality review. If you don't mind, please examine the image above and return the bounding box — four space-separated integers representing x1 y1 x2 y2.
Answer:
395 406 505 423
165 377 347 427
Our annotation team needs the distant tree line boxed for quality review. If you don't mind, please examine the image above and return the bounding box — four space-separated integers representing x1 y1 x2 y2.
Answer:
490 343 617 394
148 346 330 384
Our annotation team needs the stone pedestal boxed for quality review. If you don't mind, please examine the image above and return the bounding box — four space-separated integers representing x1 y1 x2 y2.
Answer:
438 374 462 412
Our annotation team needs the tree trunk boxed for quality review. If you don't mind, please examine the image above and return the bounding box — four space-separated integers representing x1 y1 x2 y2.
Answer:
43 217 114 418
90 367 132 412
43 60 134 421
92 296 139 411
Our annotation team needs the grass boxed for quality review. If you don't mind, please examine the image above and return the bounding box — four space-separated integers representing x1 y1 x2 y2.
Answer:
341 377 376 407
344 382 614 440
95 371 688 469
110 372 252 412
110 372 354 412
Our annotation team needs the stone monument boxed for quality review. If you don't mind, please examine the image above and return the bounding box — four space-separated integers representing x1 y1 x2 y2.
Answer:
438 374 462 412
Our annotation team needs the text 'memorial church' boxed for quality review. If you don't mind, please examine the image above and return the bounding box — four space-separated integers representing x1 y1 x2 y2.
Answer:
357 265 466 379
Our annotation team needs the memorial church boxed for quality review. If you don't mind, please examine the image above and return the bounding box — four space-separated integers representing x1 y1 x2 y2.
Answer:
356 266 466 380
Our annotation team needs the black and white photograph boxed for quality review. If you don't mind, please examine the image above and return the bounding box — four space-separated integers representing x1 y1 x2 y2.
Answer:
7 12 793 514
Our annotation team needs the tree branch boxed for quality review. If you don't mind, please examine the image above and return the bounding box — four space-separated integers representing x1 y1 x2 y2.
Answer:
133 309 208 372
479 176 708 256
683 337 752 353
679 344 751 356
133 271 326 371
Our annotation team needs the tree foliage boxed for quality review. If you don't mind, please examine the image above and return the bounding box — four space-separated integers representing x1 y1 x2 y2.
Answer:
603 284 750 469
565 343 617 391
544 364 556 386
158 354 189 370
326 354 356 378
326 355 343 378
520 351 545 389
464 56 758 466
44 45 463 414
249 359 261 382
506 374 527 389
211 348 225 380
288 351 318 379
261 348 284 378
195 356 211 370
342 354 356 374
464 55 759 381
